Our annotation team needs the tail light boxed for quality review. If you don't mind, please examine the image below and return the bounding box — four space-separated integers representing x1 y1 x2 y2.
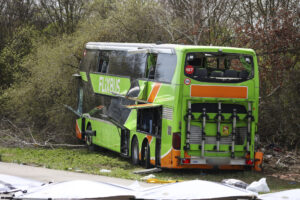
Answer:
182 158 190 164
246 159 254 165
172 132 181 150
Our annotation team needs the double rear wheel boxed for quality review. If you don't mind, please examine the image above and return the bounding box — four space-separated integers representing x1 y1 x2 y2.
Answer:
131 138 151 168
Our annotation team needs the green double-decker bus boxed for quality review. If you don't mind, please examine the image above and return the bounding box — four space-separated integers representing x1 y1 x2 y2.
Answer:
74 42 262 170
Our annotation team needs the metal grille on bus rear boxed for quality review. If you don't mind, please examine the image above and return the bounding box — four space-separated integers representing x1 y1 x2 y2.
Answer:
162 107 173 120
190 125 247 145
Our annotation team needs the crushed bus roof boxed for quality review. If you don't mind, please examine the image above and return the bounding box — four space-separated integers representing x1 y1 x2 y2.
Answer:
85 42 256 55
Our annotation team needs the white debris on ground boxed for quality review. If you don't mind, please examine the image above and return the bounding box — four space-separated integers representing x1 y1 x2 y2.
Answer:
246 178 270 193
222 177 270 194
140 174 155 180
221 178 249 189
99 169 111 173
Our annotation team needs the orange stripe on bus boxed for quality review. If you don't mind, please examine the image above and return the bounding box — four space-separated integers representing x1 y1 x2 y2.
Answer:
191 85 248 99
147 83 161 103
147 135 153 144
75 121 82 140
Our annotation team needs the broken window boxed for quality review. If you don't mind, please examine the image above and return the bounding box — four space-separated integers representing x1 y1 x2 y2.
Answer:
154 54 177 83
185 52 254 83
137 107 162 136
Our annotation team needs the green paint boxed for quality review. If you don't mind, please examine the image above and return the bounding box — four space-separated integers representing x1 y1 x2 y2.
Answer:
80 71 88 82
90 73 131 96
76 44 260 169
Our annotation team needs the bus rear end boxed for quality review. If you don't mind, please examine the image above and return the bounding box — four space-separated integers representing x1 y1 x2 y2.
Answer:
175 48 262 171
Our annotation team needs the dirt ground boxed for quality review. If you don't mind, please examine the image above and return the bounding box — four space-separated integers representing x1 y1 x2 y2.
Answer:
262 145 300 182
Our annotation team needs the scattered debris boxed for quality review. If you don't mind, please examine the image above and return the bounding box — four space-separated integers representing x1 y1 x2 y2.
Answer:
100 169 111 173
222 179 249 189
133 167 162 174
146 178 181 184
262 146 300 182
140 174 155 180
246 178 270 193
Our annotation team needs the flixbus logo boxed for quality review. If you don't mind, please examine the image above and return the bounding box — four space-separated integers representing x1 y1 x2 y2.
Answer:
98 76 120 94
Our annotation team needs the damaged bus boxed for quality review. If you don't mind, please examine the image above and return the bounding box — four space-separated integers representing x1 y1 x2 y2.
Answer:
73 42 263 171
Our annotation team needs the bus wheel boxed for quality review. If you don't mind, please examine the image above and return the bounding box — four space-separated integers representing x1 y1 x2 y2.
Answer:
131 138 139 165
143 142 151 169
86 124 94 151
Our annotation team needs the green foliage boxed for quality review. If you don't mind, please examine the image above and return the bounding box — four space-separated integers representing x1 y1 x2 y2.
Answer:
0 26 38 90
0 0 169 142
1 34 84 136
259 69 300 150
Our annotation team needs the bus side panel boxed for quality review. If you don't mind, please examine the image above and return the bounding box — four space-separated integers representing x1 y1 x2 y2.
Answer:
88 119 121 153
144 82 181 168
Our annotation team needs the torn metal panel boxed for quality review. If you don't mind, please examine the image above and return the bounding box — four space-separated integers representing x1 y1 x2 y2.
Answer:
15 180 135 200
0 174 43 194
259 189 300 200
136 180 257 200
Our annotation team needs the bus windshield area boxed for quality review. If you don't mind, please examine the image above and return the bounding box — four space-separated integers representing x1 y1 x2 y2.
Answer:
184 52 254 83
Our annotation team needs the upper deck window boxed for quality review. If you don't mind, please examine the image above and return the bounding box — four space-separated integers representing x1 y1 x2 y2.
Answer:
107 51 147 79
79 50 98 72
154 54 177 83
184 52 254 83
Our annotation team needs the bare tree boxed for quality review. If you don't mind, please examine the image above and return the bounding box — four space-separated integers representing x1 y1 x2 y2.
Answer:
153 0 239 45
0 0 38 49
39 0 88 34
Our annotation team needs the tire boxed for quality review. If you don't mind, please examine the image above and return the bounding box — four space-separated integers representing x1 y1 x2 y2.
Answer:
131 138 139 165
143 142 151 169
86 124 95 151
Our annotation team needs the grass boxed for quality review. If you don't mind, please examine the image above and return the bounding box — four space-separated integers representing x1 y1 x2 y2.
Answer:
0 147 299 192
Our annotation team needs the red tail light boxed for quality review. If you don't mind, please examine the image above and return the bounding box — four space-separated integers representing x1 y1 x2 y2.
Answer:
246 159 254 165
172 132 181 150
182 158 190 164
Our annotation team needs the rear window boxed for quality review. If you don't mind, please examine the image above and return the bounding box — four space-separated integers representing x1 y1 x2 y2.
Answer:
184 52 254 83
